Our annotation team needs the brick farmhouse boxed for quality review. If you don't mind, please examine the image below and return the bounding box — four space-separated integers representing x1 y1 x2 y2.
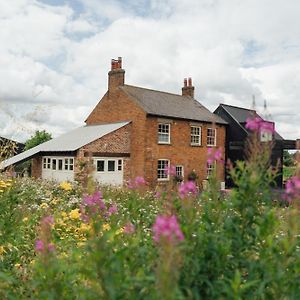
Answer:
1 58 227 187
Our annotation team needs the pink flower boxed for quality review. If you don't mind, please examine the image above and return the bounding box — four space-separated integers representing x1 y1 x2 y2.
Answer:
164 165 176 177
127 176 147 189
135 176 146 185
207 148 223 164
155 191 161 199
245 117 275 134
284 176 300 203
35 240 44 252
42 215 54 226
178 180 198 199
47 243 55 252
108 203 118 215
152 215 184 244
123 222 135 234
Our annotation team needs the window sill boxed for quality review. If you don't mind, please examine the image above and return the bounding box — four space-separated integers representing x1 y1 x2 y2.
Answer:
190 143 202 147
158 142 171 145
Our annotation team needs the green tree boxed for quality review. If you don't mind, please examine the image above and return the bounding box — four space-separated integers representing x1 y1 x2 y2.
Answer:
25 130 52 150
283 150 294 167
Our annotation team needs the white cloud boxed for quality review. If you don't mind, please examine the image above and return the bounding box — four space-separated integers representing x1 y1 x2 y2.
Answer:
0 0 299 143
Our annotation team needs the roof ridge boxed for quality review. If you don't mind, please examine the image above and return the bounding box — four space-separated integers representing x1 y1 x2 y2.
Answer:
220 103 255 112
123 84 192 99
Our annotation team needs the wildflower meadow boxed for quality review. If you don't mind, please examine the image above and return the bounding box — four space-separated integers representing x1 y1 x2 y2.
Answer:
1 123 300 299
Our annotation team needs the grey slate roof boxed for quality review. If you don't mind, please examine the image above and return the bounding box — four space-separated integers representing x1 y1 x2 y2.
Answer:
219 104 283 140
121 85 227 124
0 121 129 169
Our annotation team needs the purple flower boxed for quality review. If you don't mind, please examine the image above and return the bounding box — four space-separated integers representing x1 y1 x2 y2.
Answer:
152 215 184 244
178 181 198 199
35 240 44 252
123 222 135 234
155 191 161 199
284 176 300 203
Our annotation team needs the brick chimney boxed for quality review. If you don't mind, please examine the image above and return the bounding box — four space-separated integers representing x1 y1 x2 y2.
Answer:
182 77 194 98
108 57 125 90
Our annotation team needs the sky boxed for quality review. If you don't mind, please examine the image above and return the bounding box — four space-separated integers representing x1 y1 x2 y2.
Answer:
0 0 299 142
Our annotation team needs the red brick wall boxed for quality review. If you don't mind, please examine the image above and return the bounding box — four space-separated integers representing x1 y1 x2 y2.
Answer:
144 116 226 187
86 88 147 179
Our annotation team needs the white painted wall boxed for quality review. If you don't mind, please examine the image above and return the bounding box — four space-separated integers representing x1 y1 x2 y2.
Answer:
42 156 74 182
93 157 123 186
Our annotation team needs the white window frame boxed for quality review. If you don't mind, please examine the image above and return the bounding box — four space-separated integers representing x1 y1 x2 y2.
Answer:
157 159 170 181
175 165 184 178
42 156 74 171
207 128 217 147
190 126 202 146
158 123 171 144
207 161 216 178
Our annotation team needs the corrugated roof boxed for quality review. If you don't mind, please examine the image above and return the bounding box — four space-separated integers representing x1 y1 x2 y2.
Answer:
121 85 227 124
219 104 284 140
0 121 129 169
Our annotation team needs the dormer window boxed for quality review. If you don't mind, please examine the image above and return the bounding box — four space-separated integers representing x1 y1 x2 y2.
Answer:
158 123 170 144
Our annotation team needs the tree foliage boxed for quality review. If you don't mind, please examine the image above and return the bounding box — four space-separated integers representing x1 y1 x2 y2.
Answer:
283 150 294 167
25 130 52 151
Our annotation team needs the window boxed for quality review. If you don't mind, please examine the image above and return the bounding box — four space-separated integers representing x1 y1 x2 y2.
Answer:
97 160 105 172
64 159 69 170
58 159 63 170
118 159 122 171
157 159 169 180
43 158 47 169
207 128 216 146
207 162 215 177
47 158 51 169
108 160 115 172
158 123 170 144
191 126 201 145
69 159 74 171
175 165 184 179
52 159 57 170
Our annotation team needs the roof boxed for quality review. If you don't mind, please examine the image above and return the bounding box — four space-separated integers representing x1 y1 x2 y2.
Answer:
121 85 227 124
218 104 283 140
0 121 129 169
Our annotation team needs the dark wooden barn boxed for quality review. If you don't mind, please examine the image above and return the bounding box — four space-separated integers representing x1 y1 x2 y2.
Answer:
214 104 298 188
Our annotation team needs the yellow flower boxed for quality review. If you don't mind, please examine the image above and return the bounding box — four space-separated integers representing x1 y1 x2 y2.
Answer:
14 263 21 269
79 223 91 233
0 246 5 255
40 202 49 209
69 209 80 220
102 223 111 231
60 181 72 191
22 217 28 222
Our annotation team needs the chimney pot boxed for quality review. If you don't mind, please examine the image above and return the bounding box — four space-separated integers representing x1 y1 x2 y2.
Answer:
188 77 192 87
184 78 187 87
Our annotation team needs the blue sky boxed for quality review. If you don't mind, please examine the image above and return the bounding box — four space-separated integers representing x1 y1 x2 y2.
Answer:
0 0 299 141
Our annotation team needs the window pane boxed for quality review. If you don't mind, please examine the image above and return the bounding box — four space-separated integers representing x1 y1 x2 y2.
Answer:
108 160 115 171
158 123 170 143
157 160 169 179
47 158 51 169
97 160 105 172
64 159 69 170
58 159 63 170
118 159 122 171
52 159 56 170
69 159 74 171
